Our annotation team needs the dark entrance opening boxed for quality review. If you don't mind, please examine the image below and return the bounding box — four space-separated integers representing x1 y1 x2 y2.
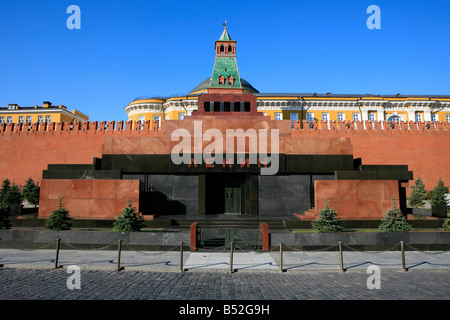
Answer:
205 174 245 214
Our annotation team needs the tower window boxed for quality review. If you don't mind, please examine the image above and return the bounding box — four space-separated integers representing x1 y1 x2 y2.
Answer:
220 45 224 52
227 76 234 85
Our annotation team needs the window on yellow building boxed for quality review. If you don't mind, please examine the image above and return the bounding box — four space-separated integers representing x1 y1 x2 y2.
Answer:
446 114 450 122
290 113 298 129
415 113 423 122
45 115 51 123
431 114 438 122
18 116 24 123
0 116 4 124
7 116 12 124
306 112 314 122
38 115 44 123
26 116 31 123
153 115 161 129
369 113 376 122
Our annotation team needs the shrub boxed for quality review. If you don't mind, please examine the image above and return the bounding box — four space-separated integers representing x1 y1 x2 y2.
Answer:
408 176 427 208
429 178 449 207
0 179 11 200
441 208 450 231
113 200 145 232
22 178 40 208
311 200 343 233
379 199 413 232
0 203 11 229
46 194 72 230
3 183 22 206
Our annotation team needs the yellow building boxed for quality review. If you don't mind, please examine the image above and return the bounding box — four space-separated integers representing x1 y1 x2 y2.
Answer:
0 101 89 125
125 90 450 127
125 28 450 126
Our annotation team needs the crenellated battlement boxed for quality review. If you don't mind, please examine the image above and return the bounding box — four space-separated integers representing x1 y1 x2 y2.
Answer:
291 120 449 135
1 119 448 136
0 120 162 136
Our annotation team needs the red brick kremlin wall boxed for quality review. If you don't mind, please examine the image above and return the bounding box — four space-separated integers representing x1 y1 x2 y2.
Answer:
0 118 449 218
292 120 450 193
0 119 448 192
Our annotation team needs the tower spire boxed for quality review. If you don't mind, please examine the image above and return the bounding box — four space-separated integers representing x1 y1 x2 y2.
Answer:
219 20 231 41
209 23 242 91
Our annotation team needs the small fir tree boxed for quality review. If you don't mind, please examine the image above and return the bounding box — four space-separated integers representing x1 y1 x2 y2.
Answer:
22 178 40 208
0 179 11 201
408 176 427 208
311 200 343 233
46 194 72 230
429 178 449 207
379 198 414 232
0 203 11 229
3 183 22 206
113 200 145 232
441 208 450 231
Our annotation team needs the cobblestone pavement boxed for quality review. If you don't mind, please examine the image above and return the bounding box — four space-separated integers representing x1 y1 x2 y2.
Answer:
0 267 448 301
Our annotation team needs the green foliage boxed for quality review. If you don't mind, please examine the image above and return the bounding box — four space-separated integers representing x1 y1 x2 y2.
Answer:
113 200 145 232
379 199 414 232
3 183 22 206
0 203 11 229
22 178 40 208
0 179 11 201
311 200 343 233
408 176 427 208
46 194 72 230
441 208 450 231
429 178 449 207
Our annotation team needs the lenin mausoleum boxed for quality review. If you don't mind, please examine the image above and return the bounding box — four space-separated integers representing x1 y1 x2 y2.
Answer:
1 25 449 227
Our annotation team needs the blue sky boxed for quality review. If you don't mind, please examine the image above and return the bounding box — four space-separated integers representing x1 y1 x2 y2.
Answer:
1 0 449 121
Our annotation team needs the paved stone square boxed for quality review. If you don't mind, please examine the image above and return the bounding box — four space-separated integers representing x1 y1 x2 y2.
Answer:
0 248 448 307
0 267 449 301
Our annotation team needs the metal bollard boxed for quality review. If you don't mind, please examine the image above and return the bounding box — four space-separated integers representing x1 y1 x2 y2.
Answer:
180 242 184 272
400 241 407 272
229 242 234 273
280 243 284 272
54 238 61 269
338 241 345 272
117 240 123 271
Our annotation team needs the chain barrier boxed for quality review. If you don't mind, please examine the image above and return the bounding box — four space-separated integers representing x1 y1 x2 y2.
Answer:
283 243 339 252
342 243 399 253
60 240 116 251
404 243 450 255
123 243 180 256
0 240 56 251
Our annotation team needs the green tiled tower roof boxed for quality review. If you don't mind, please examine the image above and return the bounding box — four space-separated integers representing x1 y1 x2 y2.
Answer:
219 26 231 41
209 24 242 89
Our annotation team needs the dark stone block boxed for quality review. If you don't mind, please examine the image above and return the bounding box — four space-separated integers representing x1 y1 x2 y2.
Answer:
411 208 432 216
93 170 121 179
258 199 288 216
432 205 448 217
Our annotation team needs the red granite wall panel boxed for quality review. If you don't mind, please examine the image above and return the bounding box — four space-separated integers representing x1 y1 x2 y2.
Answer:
38 179 140 219
314 180 400 220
